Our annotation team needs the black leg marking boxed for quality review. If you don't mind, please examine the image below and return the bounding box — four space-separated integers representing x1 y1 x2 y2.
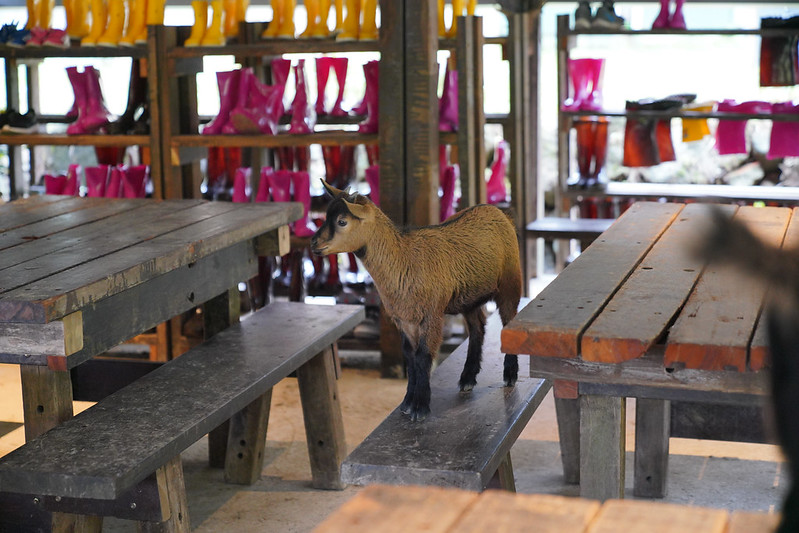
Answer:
399 332 415 415
503 353 519 387
459 307 486 392
408 336 433 422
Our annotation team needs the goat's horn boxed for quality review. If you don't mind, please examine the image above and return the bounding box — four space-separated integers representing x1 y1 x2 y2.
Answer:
321 179 346 198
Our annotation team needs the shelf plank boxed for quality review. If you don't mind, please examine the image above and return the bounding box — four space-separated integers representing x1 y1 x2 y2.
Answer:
0 44 147 59
567 28 799 37
167 39 380 58
563 110 799 122
0 134 150 147
565 182 799 203
171 132 378 149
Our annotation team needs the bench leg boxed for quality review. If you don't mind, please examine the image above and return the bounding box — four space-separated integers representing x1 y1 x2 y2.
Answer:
51 512 102 533
579 394 626 501
634 398 670 498
20 365 74 441
224 389 273 485
296 345 347 490
554 396 581 484
138 456 190 533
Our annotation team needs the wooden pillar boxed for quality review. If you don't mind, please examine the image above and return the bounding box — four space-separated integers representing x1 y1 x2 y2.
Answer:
579 394 626 501
5 59 24 199
456 15 486 208
634 398 671 498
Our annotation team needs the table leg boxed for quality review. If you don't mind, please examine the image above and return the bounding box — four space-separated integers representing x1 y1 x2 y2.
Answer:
554 396 581 484
579 394 626 501
20 366 74 441
634 398 670 498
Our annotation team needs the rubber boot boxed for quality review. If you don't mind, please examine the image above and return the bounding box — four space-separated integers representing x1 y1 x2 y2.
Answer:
256 167 273 201
276 0 295 38
122 164 148 197
230 70 282 135
262 0 283 38
670 0 685 29
63 166 80 196
203 69 241 134
440 164 458 222
294 145 310 171
768 102 799 159
337 0 359 41
65 0 90 40
232 167 251 202
119 0 143 45
45 174 67 194
276 146 294 170
358 60 379 133
437 0 446 38
562 58 592 111
333 0 343 33
467 0 475 15
267 168 292 202
571 118 595 187
82 0 106 45
183 0 208 46
66 66 112 134
85 165 109 197
288 59 315 134
97 0 124 46
107 59 147 134
145 0 165 25
223 0 241 39
446 0 463 38
311 0 331 37
682 101 713 142
131 0 149 43
360 0 377 40
622 101 659 167
438 62 458 132
486 139 509 203
315 56 332 115
651 0 669 29
365 163 379 206
715 100 771 155
223 67 254 134
291 170 316 237
583 58 604 112
589 118 609 189
37 0 54 30
201 0 226 45
105 164 122 197
25 0 38 30
300 0 319 38
329 57 348 116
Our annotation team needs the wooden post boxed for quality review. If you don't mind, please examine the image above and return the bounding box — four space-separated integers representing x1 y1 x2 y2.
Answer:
4 59 23 199
634 398 670 498
138 456 191 533
456 15 486 208
579 394 626 500
554 396 581 484
224 390 273 485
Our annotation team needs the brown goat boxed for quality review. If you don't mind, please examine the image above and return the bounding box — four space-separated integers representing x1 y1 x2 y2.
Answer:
311 180 522 421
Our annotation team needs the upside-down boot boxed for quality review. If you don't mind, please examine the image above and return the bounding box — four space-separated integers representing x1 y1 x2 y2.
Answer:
358 60 379 133
311 0 331 37
105 164 122 197
267 168 295 293
360 0 378 40
768 102 799 159
438 62 458 132
333 0 343 33
329 57 348 116
669 0 685 29
486 139 509 203
571 118 596 187
682 101 714 142
82 0 107 45
437 0 447 38
440 164 459 222
315 56 332 115
256 167 273 201
122 164 148 197
183 0 208 46
63 165 80 196
203 69 241 134
715 100 771 155
291 170 316 237
651 0 669 29
365 163 379 206
201 0 226 45
223 0 239 39
44 174 67 194
120 0 144 45
85 164 110 197
232 167 251 202
97 0 125 46
288 59 315 134
337 0 359 41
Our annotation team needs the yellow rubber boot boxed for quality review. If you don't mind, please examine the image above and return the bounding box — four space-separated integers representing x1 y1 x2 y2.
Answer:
82 0 107 45
223 0 239 38
97 0 125 45
236 0 249 30
200 0 225 45
359 0 377 40
682 102 714 142
145 0 165 25
337 0 358 40
299 0 318 38
25 0 38 30
311 0 330 37
467 0 475 15
262 0 281 38
130 0 147 43
437 0 446 38
276 0 294 37
446 0 462 38
333 0 343 33
183 0 207 46
67 0 90 39
38 0 54 29
120 0 144 45
65 0 74 32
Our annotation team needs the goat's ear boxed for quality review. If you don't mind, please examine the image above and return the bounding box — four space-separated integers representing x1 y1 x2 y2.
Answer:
321 179 345 198
343 198 370 219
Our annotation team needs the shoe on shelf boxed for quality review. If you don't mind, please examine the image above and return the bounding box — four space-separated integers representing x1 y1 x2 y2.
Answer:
574 1 592 29
26 26 47 46
593 1 624 29
43 28 70 46
3 109 38 133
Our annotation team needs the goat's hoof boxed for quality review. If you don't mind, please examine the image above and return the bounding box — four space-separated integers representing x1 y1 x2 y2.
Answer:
503 377 517 388
407 406 430 422
459 383 475 393
399 400 412 415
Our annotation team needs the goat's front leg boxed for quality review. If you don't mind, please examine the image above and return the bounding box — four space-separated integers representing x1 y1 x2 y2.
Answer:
407 335 433 422
459 307 486 392
399 332 416 415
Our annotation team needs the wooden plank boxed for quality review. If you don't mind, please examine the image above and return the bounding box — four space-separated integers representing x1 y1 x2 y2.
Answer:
586 500 729 533
342 305 552 491
451 491 601 533
502 202 683 359
579 394 625 501
664 206 791 372
526 217 614 240
313 485 477 533
0 302 364 500
0 311 83 359
726 511 781 533
19 364 74 441
0 200 203 273
0 202 301 324
750 206 799 371
0 196 96 232
582 204 736 363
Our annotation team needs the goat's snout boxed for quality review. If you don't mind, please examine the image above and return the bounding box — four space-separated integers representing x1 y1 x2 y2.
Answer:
310 231 326 256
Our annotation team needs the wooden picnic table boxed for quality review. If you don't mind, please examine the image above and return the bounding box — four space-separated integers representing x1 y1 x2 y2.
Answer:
0 195 300 442
501 201 779 501
313 484 779 533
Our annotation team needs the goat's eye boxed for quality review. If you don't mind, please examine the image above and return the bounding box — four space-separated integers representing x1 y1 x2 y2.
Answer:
337 218 348 227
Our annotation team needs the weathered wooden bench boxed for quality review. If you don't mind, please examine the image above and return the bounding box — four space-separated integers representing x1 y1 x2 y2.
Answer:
526 217 615 249
0 301 364 532
341 305 551 492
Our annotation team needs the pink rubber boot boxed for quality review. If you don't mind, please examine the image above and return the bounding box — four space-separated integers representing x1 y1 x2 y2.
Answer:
288 59 315 134
63 166 80 196
315 57 333 116
439 62 458 132
267 168 292 202
291 170 316 237
66 66 113 134
85 164 110 197
232 167 251 203
256 167 273 202
365 164 379 206
105 165 122 197
122 164 148 198
440 164 459 222
669 0 685 29
202 69 241 135
358 60 379 133
652 0 670 29
486 140 509 204
44 175 67 194
768 102 799 159
329 57 349 117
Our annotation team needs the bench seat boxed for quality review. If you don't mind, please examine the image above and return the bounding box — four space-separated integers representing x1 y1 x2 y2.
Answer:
341 305 551 491
0 301 363 528
526 217 615 242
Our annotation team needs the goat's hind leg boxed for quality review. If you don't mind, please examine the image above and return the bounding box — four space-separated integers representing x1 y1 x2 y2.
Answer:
459 307 486 392
399 332 416 415
497 293 520 388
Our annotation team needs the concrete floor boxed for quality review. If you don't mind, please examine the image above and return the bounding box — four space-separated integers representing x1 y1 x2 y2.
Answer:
0 345 787 532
